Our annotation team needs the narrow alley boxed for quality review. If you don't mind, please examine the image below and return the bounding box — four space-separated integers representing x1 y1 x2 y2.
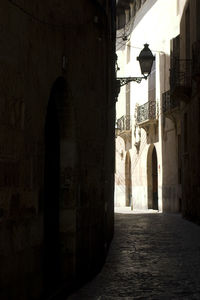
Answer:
1 1 200 299
68 209 200 299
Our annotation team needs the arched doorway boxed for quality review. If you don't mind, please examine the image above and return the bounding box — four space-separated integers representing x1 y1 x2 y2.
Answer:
125 152 132 206
152 147 158 210
147 145 158 210
43 77 67 293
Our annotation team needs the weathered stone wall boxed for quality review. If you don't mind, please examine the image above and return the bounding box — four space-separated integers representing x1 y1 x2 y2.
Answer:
0 0 115 298
162 116 180 212
116 0 184 214
179 0 200 223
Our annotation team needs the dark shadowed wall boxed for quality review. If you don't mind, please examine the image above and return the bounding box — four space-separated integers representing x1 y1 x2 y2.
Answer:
0 0 116 298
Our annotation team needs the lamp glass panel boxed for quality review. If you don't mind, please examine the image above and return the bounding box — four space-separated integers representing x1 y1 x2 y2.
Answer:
139 59 153 76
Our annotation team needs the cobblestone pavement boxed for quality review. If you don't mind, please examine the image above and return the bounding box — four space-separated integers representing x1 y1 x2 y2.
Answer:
68 209 200 299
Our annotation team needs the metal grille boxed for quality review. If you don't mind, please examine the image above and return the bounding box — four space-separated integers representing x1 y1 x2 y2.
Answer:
137 100 156 124
162 90 179 113
116 115 131 131
170 58 192 91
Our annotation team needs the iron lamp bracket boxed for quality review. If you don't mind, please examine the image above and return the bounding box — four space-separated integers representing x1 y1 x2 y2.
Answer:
117 76 147 87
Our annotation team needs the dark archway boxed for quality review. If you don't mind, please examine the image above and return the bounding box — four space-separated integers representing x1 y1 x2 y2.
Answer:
152 147 158 210
43 77 67 294
125 152 132 206
147 145 158 210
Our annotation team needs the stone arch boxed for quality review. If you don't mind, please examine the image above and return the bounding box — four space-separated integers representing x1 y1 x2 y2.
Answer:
44 77 62 292
125 151 132 206
43 77 77 295
147 144 158 210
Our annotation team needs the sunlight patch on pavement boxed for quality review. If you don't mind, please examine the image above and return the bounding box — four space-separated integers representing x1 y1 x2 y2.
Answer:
114 206 160 214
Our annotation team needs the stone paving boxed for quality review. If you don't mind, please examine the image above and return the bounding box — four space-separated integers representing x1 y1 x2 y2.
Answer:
67 208 200 299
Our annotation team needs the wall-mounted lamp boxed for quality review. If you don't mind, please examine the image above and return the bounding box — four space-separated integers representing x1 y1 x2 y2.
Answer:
117 44 155 88
137 43 155 78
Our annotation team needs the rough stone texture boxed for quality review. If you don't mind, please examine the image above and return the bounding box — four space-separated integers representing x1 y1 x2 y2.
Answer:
0 0 115 298
68 209 200 299
179 0 200 223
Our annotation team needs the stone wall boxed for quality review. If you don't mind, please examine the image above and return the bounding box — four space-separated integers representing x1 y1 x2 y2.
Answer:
0 0 115 298
179 0 200 223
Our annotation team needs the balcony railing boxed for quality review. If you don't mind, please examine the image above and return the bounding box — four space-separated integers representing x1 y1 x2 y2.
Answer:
137 100 156 124
170 58 192 96
162 90 179 113
116 115 131 131
192 40 200 80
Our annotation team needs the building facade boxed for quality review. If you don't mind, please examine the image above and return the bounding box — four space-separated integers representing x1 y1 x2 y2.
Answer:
0 1 116 299
115 0 188 212
177 0 200 222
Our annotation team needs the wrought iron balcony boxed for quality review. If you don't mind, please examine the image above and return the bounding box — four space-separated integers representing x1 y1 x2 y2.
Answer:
116 115 131 132
192 40 200 81
170 58 192 99
137 100 156 125
162 90 179 114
